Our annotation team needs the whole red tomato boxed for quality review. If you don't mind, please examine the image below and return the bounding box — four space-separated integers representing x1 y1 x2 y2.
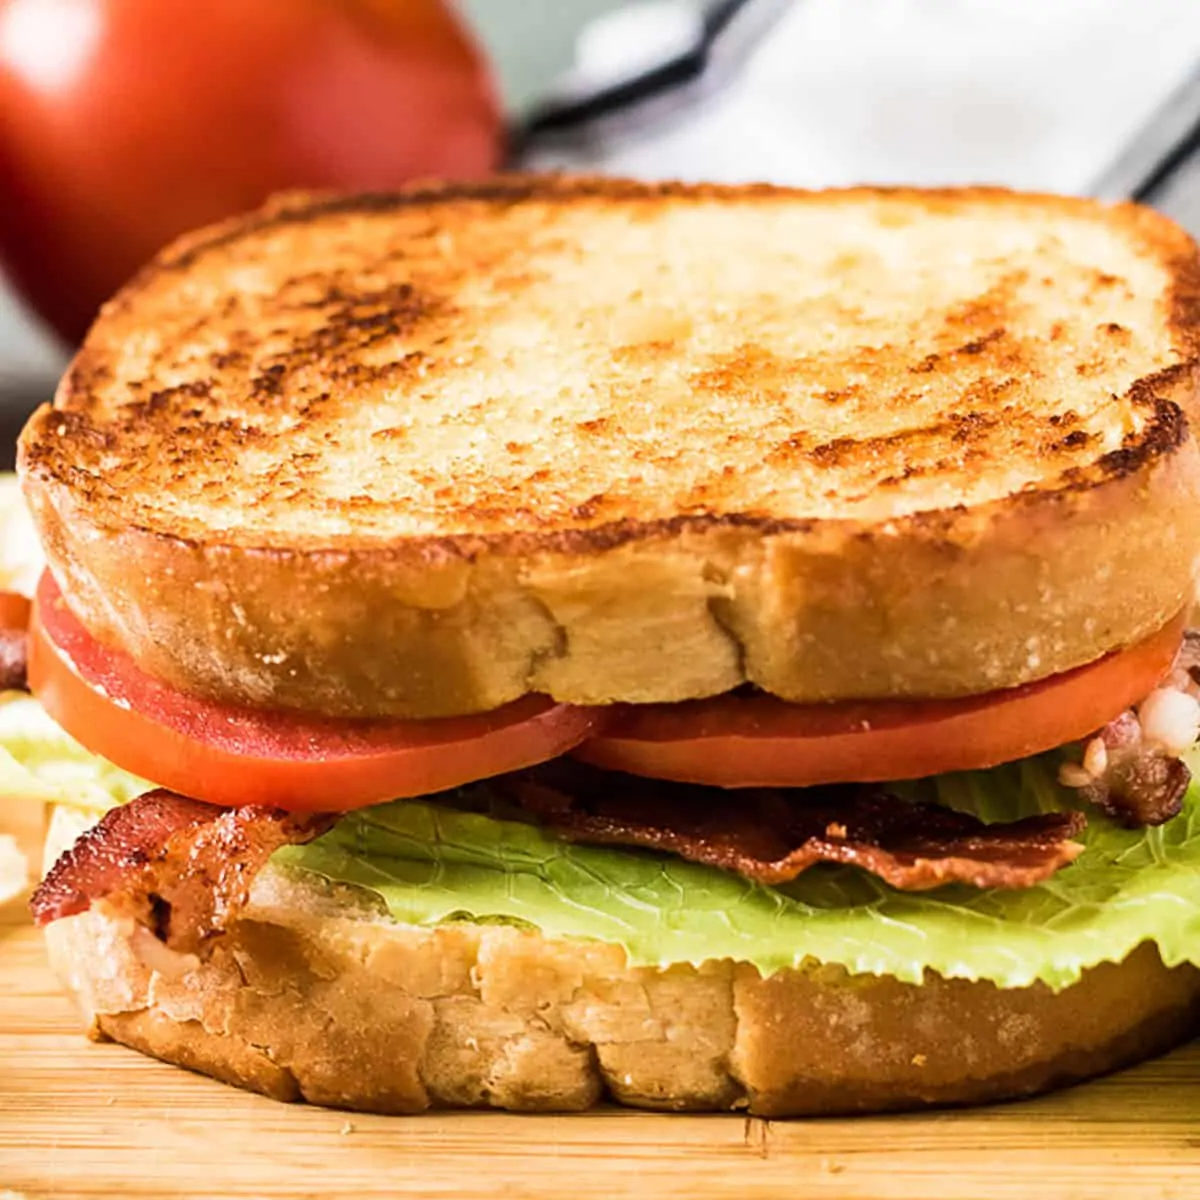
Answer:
0 0 502 343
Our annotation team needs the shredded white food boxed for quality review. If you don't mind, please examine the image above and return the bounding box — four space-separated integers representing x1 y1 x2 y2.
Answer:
1057 762 1093 789
1082 736 1108 777
1058 655 1200 795
1137 688 1200 756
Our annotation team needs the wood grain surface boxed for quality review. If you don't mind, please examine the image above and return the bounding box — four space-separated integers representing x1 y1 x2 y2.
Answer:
4 801 1200 1200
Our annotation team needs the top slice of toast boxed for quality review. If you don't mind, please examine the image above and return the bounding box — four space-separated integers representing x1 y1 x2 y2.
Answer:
17 178 1200 717
22 177 1200 550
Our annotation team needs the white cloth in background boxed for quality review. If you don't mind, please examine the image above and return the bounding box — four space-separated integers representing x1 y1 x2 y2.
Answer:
527 0 1200 196
8 0 1200 388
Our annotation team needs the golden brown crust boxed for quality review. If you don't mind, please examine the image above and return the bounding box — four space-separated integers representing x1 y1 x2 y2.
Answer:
19 179 1200 716
41 804 1200 1116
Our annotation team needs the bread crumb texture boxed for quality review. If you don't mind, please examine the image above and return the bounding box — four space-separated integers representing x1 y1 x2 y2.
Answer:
45 864 1200 1116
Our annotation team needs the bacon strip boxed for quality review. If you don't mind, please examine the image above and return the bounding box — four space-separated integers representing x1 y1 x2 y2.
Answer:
1056 631 1200 827
1069 709 1192 828
31 790 334 952
30 758 1085 954
498 762 1086 890
0 629 28 691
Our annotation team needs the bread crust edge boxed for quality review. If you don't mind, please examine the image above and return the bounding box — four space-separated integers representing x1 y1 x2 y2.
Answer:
20 379 1200 717
41 812 1200 1117
19 180 1200 717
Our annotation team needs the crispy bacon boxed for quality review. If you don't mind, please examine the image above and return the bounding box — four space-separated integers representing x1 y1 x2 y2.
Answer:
30 758 1086 956
498 762 1086 890
1057 629 1200 828
30 789 334 952
1070 714 1191 828
0 629 28 691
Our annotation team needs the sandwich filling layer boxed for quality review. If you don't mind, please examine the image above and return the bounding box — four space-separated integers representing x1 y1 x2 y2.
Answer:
14 531 1200 996
10 675 1200 992
27 569 1193 809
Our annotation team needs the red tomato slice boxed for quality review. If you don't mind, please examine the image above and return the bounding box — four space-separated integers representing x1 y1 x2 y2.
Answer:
575 612 1188 788
30 573 602 811
0 590 30 630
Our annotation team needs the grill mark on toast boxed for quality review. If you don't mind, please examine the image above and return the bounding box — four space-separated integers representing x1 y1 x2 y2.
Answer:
20 180 1200 559
37 394 1183 564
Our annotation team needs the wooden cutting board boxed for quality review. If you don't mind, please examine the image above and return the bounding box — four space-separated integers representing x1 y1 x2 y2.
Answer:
4 802 1200 1200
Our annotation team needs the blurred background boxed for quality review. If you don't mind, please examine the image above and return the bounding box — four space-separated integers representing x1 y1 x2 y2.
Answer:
1 0 1199 430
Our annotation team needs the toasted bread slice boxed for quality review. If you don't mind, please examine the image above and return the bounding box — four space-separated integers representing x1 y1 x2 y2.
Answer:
42 808 1200 1115
19 178 1200 717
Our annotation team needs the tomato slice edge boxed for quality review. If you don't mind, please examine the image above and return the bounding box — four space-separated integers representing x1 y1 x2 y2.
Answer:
0 590 31 631
30 573 602 810
574 610 1188 787
31 572 1188 801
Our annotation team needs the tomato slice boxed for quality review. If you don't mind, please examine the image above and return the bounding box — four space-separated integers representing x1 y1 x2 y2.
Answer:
0 590 30 631
574 612 1188 788
30 573 602 811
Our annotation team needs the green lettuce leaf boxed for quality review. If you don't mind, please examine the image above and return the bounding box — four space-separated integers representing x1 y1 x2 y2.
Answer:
0 691 151 812
5 689 1200 991
275 753 1200 991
